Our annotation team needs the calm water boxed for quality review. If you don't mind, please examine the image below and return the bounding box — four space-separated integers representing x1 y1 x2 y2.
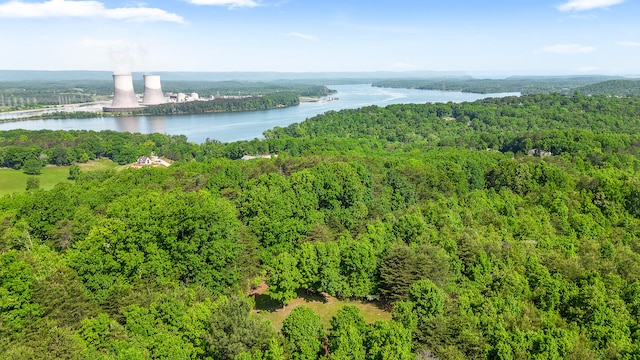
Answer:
0 84 518 143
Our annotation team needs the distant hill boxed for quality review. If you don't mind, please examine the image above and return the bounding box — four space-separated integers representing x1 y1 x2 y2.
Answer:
0 70 466 82
372 75 625 95
577 79 640 96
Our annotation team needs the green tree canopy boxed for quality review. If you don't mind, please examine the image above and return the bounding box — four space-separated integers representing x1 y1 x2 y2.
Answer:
281 306 323 360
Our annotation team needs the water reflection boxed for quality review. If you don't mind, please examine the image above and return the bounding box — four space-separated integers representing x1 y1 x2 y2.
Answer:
115 116 141 133
147 116 166 134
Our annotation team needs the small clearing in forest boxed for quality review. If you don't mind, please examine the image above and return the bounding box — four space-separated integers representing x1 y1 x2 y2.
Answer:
253 288 391 332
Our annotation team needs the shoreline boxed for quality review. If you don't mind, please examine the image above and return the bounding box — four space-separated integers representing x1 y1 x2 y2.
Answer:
0 102 304 123
299 96 337 103
0 101 109 122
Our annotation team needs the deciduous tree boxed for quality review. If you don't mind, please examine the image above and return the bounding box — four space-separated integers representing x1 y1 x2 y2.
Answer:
281 306 323 360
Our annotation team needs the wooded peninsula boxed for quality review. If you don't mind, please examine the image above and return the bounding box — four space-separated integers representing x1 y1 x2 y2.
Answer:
2 91 640 359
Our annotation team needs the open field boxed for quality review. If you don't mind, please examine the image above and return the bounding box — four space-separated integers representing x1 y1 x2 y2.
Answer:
0 159 120 196
254 289 391 332
77 159 125 172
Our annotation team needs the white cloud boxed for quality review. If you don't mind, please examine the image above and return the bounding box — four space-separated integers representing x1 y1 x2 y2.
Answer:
567 13 597 19
186 0 259 8
615 41 640 47
286 32 316 40
104 7 184 22
536 44 597 54
0 0 184 23
557 0 624 12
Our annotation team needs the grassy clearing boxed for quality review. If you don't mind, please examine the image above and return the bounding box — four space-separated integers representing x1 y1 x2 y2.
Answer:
0 159 120 196
254 289 391 332
77 158 123 172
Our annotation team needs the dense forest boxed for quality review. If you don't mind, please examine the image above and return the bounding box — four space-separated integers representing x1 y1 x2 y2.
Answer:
576 80 640 97
372 76 628 95
2 92 640 359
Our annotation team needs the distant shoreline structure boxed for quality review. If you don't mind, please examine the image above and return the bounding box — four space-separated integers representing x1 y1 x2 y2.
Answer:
104 74 160 113
299 96 337 103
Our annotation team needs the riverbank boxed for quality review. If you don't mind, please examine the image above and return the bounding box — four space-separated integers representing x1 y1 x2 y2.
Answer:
0 101 108 122
299 96 338 103
0 84 520 143
0 95 301 122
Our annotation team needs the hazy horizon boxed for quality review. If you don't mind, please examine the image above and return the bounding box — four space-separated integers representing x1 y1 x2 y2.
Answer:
1 0 639 76
0 69 638 82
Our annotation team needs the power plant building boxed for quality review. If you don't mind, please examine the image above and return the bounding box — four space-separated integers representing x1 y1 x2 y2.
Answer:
103 74 145 112
142 75 166 105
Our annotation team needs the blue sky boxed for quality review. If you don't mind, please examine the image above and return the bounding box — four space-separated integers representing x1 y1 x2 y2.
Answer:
0 0 638 76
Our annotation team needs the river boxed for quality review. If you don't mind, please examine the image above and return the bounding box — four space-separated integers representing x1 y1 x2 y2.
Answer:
0 84 518 143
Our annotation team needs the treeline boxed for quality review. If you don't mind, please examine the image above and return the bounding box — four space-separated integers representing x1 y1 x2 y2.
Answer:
2 93 640 358
372 75 623 95
4 92 640 168
0 111 106 123
0 130 197 168
160 81 335 98
265 92 640 155
140 93 300 116
577 79 640 96
4 93 640 167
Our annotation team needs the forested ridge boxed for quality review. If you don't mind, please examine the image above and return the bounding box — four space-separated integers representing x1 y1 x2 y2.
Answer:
371 76 629 95
2 93 640 359
576 80 640 97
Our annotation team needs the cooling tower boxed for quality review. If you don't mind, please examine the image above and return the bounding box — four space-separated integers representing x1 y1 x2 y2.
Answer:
103 74 144 112
142 75 165 105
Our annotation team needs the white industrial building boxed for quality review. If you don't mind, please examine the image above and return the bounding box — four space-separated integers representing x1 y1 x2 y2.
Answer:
141 75 166 105
103 73 208 112
103 74 145 112
104 73 167 112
